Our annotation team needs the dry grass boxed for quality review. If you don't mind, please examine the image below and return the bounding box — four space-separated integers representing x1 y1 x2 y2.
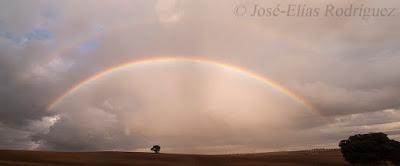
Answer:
0 149 349 166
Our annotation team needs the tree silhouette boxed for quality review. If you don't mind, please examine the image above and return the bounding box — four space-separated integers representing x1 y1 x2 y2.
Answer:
339 132 400 165
151 145 161 154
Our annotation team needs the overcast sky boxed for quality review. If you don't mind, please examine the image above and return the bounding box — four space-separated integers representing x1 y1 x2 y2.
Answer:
0 0 399 154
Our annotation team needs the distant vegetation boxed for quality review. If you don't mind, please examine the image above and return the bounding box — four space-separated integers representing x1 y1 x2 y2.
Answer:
339 132 400 165
151 145 161 154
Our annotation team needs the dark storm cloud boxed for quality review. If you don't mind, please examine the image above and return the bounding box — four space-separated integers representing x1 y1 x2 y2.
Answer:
0 34 54 125
34 107 143 151
0 1 77 148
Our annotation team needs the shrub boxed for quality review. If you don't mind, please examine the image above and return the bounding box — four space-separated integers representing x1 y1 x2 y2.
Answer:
339 133 400 165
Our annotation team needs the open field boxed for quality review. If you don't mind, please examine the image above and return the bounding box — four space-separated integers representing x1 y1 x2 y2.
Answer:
0 149 349 166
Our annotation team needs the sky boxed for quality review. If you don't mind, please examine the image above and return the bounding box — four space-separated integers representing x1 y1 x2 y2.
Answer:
0 0 399 154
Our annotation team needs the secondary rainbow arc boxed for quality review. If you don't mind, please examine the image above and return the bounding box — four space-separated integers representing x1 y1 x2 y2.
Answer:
47 56 316 112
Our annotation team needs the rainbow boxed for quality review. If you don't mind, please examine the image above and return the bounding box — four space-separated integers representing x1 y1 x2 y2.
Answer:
47 56 316 112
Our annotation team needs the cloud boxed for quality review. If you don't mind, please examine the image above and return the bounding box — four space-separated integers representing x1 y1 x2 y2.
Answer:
333 109 400 127
155 0 182 23
289 82 400 116
79 40 100 54
0 28 52 47
0 116 58 150
35 107 140 151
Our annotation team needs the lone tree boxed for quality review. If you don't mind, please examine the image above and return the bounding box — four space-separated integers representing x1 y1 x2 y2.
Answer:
151 145 161 154
339 132 400 165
